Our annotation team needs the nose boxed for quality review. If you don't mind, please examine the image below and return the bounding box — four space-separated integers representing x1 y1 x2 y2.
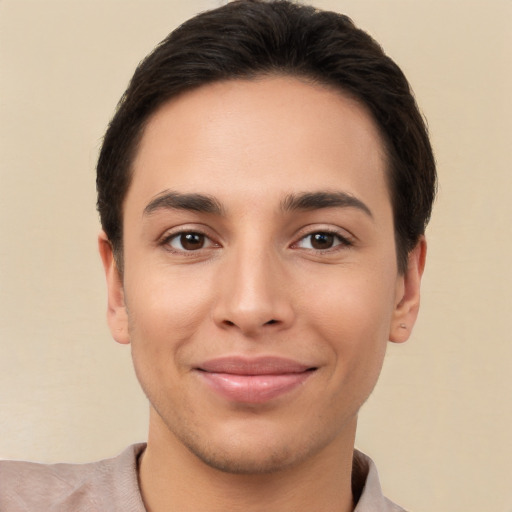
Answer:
212 244 295 337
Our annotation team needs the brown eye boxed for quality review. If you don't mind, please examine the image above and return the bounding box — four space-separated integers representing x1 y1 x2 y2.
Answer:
310 232 335 250
295 231 350 251
169 232 207 251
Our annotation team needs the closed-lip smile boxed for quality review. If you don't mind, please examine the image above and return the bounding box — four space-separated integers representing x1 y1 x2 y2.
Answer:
196 356 317 404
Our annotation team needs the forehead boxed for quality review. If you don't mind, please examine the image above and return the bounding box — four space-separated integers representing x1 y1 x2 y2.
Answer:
127 76 389 215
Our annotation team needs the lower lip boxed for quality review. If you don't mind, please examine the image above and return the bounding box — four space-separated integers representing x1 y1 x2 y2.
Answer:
198 371 314 404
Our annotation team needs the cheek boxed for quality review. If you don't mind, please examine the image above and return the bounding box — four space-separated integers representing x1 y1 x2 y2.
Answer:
303 268 397 377
124 268 217 412
304 265 396 333
124 266 216 358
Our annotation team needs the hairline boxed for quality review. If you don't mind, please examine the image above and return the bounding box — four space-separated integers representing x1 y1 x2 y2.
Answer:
112 71 406 274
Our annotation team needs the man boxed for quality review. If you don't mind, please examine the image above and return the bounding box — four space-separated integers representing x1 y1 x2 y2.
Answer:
0 1 436 510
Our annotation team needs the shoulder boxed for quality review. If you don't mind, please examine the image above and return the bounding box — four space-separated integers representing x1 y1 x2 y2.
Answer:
0 444 146 512
353 450 408 512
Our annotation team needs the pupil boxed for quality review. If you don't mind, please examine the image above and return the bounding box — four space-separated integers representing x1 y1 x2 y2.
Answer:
181 233 204 250
311 233 333 249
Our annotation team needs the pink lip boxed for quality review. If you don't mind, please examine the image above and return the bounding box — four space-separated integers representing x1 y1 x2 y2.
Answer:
196 356 316 404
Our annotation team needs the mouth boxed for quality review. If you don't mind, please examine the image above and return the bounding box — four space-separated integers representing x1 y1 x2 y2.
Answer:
195 356 317 404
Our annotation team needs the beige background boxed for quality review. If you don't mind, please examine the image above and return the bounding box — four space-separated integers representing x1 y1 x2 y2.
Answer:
1 1 511 510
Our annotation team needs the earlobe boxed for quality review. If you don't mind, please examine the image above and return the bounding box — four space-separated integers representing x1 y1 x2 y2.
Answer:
389 237 427 343
98 231 130 345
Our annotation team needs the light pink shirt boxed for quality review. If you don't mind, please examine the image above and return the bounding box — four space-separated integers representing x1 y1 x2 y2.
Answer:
0 444 406 511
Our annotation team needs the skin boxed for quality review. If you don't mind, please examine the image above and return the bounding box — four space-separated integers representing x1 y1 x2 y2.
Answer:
99 76 425 512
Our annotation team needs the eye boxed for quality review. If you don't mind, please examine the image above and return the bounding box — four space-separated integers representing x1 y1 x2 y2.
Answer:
166 232 214 251
295 231 350 251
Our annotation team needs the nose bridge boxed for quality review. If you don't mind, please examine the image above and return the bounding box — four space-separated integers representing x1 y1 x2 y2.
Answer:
214 235 293 334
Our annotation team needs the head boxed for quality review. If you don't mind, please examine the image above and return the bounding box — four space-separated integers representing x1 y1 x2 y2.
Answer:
97 0 436 275
96 0 436 476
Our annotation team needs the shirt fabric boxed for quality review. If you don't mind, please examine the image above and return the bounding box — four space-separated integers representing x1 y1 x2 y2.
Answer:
0 444 406 511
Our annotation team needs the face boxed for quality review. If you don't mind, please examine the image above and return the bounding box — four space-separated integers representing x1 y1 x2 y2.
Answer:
100 76 423 474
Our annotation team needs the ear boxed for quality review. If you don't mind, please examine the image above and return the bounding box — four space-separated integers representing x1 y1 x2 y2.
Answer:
98 231 130 344
389 237 427 343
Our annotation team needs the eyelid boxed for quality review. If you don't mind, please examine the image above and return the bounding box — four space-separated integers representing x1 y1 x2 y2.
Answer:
158 225 221 253
156 223 355 254
291 225 355 251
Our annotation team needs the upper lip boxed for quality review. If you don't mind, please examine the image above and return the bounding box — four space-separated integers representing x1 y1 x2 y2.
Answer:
197 356 316 375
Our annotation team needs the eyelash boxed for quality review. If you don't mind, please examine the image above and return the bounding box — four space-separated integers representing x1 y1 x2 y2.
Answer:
293 230 353 252
159 228 354 254
160 230 218 254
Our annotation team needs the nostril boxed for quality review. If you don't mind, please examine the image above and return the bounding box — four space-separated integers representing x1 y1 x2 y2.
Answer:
220 318 279 330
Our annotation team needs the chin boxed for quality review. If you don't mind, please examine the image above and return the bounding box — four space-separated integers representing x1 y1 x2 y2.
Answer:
183 436 307 475
167 412 345 476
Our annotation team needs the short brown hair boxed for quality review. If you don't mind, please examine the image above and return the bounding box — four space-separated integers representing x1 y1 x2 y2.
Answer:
97 0 436 273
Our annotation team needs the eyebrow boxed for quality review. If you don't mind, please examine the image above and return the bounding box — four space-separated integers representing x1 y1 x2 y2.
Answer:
280 191 373 218
143 191 224 216
143 189 372 219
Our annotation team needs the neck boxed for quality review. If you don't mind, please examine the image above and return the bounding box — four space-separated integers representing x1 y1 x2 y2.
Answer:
138 411 357 512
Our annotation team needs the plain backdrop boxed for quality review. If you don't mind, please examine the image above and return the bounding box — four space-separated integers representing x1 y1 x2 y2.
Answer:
1 1 511 511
